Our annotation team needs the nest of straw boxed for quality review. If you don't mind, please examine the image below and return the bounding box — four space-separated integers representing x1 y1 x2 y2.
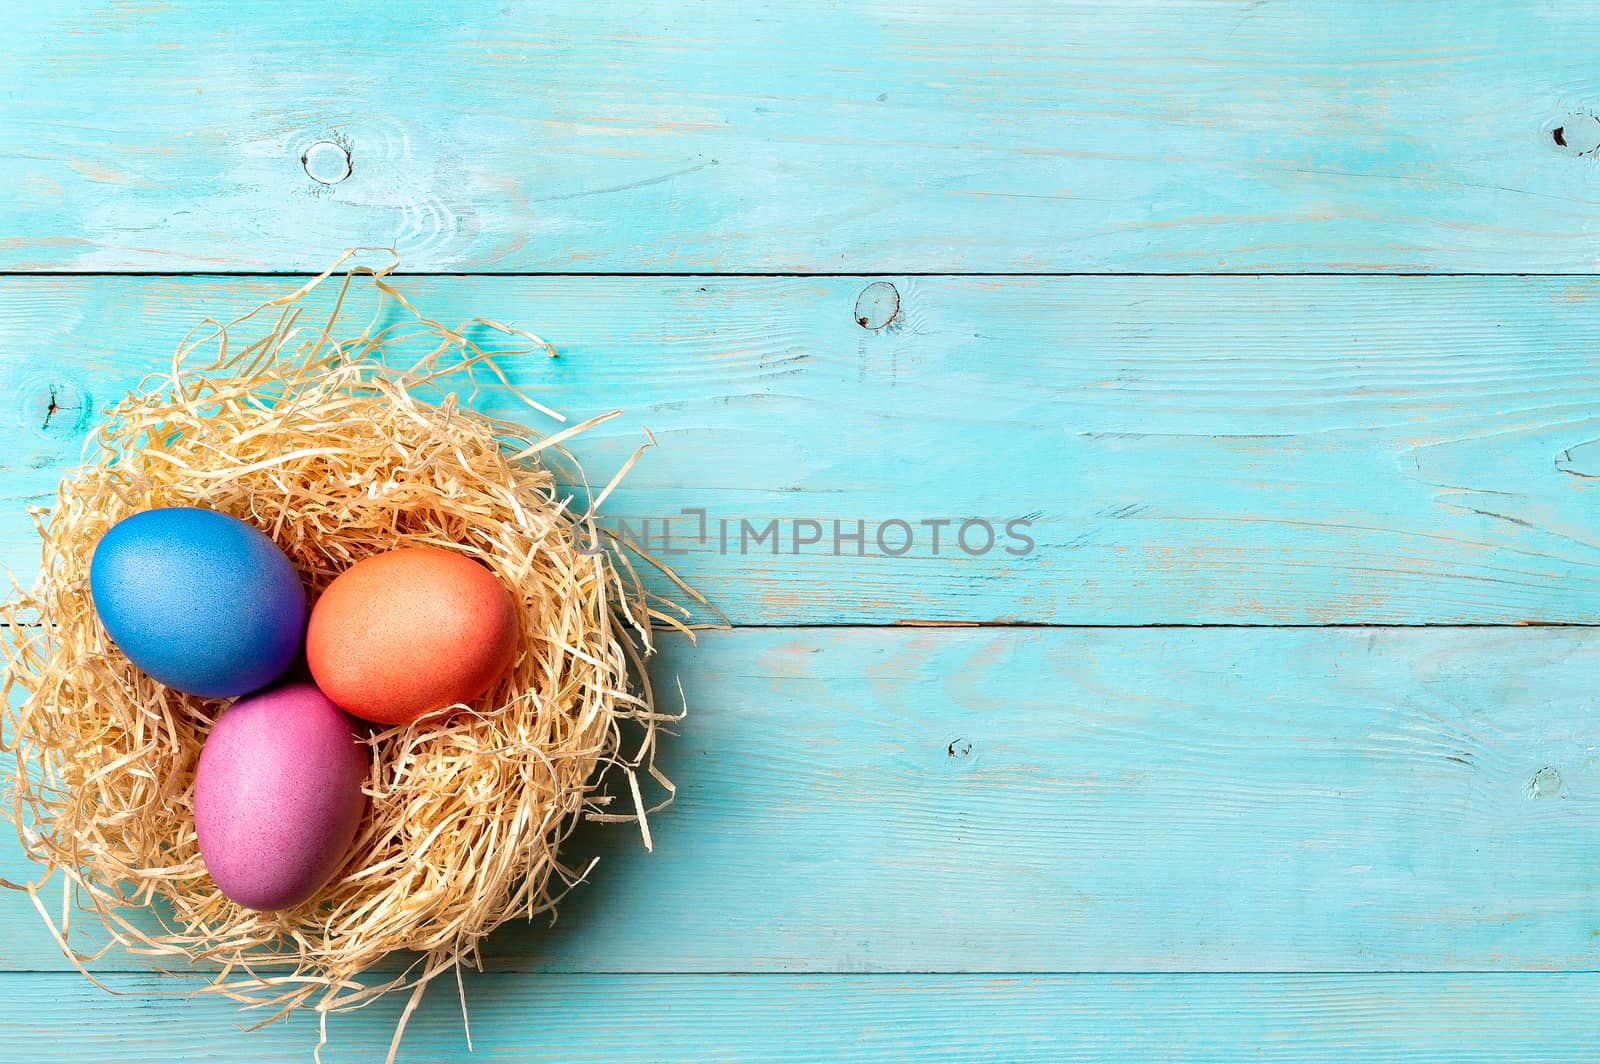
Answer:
0 254 697 1057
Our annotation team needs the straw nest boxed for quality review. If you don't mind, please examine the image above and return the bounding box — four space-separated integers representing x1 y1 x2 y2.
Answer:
0 253 699 1059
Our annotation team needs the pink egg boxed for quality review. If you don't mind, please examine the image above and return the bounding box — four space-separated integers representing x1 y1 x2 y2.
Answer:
193 684 368 911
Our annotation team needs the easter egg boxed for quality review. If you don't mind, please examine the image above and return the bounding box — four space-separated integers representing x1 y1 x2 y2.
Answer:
193 684 368 911
89 507 307 698
305 547 518 725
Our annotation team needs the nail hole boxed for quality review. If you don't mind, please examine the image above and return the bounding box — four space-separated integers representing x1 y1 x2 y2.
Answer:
854 281 900 330
302 140 352 185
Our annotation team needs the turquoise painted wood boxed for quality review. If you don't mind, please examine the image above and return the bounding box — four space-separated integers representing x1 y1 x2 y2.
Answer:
8 2 1600 1061
6 1 1600 272
8 276 1600 624
2 973 1598 1063
6 626 1600 974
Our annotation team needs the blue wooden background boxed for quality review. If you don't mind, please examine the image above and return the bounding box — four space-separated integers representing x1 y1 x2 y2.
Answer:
5 1 1600 1060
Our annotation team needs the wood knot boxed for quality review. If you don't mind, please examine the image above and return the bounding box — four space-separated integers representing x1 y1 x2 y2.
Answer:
1552 115 1600 156
28 379 90 437
1528 765 1566 799
302 140 353 185
855 281 901 330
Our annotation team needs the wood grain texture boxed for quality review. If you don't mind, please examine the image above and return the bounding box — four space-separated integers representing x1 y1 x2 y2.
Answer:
2 973 1598 1063
13 4 1600 1059
7 1 1600 272
6 626 1600 974
7 275 1600 623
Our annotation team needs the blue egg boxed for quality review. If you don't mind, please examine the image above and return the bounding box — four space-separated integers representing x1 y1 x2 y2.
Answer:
89 507 307 698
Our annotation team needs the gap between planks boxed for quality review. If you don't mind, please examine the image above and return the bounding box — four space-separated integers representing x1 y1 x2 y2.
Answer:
11 271 1600 279
5 622 1600 630
0 970 1597 978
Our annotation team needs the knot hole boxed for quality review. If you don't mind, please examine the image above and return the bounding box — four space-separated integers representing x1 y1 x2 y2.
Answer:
1552 115 1600 156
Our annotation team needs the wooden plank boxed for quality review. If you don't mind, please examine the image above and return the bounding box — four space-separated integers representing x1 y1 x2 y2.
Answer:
6 626 1600 973
7 275 1600 623
1 973 1598 1062
6 2 1600 273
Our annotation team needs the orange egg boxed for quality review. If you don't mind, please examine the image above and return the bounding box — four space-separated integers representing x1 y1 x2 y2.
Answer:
306 547 519 725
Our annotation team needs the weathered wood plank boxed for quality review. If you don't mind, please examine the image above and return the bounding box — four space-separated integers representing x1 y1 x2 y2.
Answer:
6 2 1600 272
5 626 1600 973
6 275 1600 623
2 973 1598 1063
